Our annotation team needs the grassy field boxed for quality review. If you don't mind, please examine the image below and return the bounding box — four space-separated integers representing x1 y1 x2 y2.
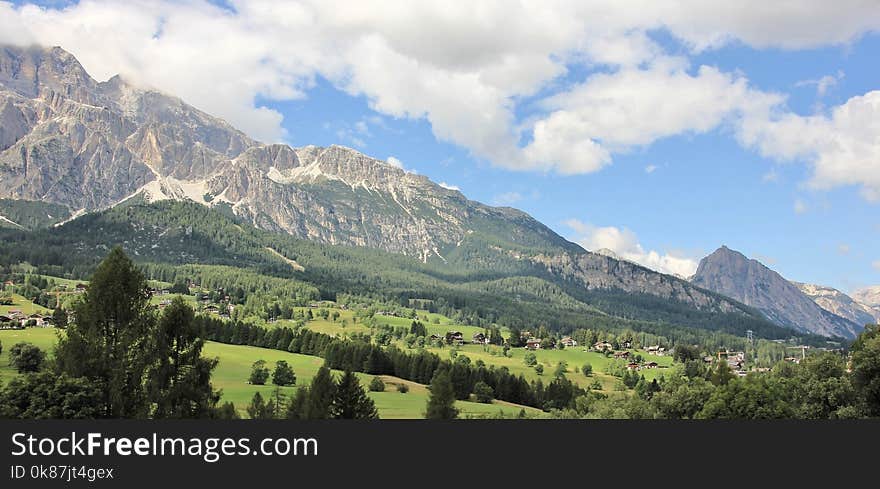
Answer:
288 306 674 391
203 341 543 419
0 327 59 384
0 293 52 316
0 327 543 419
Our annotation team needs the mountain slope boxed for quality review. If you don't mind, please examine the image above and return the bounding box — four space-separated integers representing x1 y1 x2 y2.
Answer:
691 246 861 338
0 44 813 340
794 282 879 328
0 200 817 344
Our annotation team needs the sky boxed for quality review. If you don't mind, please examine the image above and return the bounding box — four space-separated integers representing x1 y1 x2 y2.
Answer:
1 0 878 293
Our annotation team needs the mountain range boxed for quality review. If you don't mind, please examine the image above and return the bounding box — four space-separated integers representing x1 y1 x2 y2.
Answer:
0 44 875 341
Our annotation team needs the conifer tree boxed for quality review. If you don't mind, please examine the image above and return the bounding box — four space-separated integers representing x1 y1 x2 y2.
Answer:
426 369 458 419
54 246 154 418
332 370 378 419
305 365 336 419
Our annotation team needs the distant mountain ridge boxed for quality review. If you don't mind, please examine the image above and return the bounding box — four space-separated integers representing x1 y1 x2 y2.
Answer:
0 44 817 339
794 282 880 329
691 246 863 338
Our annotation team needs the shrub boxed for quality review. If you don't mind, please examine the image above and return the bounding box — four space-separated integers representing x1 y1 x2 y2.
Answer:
369 376 386 392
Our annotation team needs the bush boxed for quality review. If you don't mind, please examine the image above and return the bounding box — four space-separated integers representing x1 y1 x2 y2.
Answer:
249 360 270 385
9 342 44 373
473 381 494 403
582 363 593 376
369 376 385 392
397 383 410 394
534 364 544 375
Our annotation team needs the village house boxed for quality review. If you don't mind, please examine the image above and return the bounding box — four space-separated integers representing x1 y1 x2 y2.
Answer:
472 332 489 345
593 341 613 352
525 338 542 350
626 362 640 370
74 283 88 293
560 336 578 347
643 361 658 369
613 351 630 360
445 331 464 344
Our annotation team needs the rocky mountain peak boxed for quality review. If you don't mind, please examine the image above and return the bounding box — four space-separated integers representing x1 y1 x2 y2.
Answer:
692 246 863 338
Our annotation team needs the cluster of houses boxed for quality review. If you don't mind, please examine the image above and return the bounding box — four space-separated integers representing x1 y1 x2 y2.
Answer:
703 349 749 376
522 336 578 350
0 310 53 329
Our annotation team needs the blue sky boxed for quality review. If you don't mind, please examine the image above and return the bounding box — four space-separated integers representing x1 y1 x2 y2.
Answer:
2 0 879 292
270 31 880 292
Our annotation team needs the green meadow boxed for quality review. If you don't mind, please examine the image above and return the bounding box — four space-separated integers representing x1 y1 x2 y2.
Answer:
0 327 543 419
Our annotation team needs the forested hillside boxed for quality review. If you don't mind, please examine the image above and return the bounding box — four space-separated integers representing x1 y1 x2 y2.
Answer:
0 200 830 346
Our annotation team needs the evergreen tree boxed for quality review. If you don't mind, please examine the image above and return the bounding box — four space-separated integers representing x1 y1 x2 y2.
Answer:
147 296 220 418
426 369 458 419
213 402 240 419
305 366 336 419
332 370 378 419
246 391 273 419
54 247 154 418
52 308 68 328
286 387 310 419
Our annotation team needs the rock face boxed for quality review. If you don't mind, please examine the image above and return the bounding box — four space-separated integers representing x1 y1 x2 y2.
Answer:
795 282 880 329
0 45 772 320
691 246 862 338
851 286 880 321
0 44 535 262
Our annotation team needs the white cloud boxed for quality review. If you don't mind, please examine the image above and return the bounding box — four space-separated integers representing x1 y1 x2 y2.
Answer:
644 164 657 174
1 0 878 196
873 260 880 272
739 91 880 202
794 199 808 214
386 156 404 169
796 70 845 97
565 219 700 278
492 192 523 206
438 182 460 191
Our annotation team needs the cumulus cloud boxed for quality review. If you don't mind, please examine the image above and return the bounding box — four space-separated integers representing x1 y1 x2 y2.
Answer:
1 0 878 196
565 219 699 278
386 156 404 169
644 164 657 174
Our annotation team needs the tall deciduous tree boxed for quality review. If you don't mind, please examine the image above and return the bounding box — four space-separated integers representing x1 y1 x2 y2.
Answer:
851 324 880 417
272 360 296 386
